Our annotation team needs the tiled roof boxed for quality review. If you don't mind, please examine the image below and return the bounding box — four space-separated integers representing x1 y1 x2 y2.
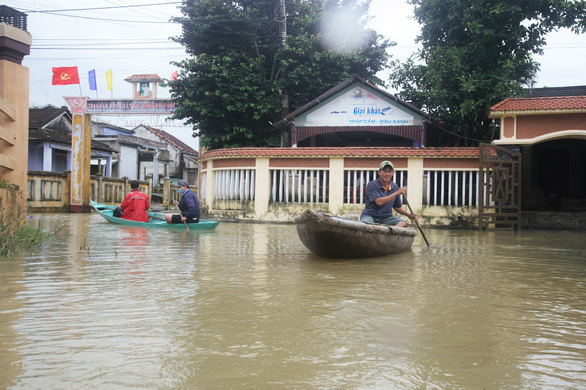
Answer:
29 128 116 153
124 74 163 82
276 74 432 128
29 105 68 129
136 125 198 155
93 120 134 134
201 147 481 160
523 86 586 97
490 96 586 113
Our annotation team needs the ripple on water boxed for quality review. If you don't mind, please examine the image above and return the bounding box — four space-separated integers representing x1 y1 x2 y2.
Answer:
1 215 585 389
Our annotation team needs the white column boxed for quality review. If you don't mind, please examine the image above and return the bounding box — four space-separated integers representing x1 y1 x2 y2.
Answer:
43 143 52 171
153 151 159 187
406 157 424 212
205 160 215 208
105 155 112 177
329 158 344 214
255 158 270 220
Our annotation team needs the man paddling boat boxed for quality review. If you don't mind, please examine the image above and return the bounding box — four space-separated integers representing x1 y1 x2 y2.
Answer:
360 161 418 227
165 180 200 225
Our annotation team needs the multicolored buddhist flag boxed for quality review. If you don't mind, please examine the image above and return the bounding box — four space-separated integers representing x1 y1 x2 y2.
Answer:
52 66 80 85
88 69 97 90
105 69 113 91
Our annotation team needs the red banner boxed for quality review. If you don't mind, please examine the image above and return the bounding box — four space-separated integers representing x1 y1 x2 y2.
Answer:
52 66 80 85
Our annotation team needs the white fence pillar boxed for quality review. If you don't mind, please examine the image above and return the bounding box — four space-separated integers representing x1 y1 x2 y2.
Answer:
255 158 270 220
406 157 424 212
329 157 344 214
205 160 215 208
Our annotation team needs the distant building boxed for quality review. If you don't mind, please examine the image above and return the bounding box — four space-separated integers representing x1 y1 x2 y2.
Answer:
124 74 164 99
92 121 166 180
489 86 586 212
132 124 199 185
28 105 115 175
275 74 442 147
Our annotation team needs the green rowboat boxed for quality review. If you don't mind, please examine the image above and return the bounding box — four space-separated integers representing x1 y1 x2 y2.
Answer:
91 200 219 230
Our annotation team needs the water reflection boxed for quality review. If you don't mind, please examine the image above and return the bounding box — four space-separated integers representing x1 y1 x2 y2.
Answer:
0 214 585 389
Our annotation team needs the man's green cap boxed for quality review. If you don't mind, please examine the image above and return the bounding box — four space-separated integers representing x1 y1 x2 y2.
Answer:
379 161 394 170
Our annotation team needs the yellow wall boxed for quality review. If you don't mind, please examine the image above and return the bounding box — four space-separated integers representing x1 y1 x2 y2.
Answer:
0 23 31 216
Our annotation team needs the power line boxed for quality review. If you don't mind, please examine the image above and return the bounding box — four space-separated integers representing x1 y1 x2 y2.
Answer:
19 2 182 13
34 38 172 41
31 47 185 51
33 41 177 47
26 13 175 24
25 54 189 61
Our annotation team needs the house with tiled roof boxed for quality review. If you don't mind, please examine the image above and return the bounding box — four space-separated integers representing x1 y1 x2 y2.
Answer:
132 124 199 185
28 105 116 175
193 82 586 228
489 87 586 213
275 74 442 147
92 123 167 181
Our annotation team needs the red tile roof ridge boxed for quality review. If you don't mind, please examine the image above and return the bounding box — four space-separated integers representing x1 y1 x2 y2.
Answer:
124 74 163 82
201 146 481 159
490 95 586 112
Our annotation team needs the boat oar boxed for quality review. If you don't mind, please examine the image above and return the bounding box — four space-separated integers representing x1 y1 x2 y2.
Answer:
173 199 189 231
403 193 430 247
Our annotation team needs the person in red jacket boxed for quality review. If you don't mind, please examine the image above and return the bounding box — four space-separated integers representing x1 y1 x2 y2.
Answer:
120 180 151 222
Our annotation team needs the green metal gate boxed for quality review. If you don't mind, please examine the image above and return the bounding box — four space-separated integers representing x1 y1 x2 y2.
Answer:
478 143 522 230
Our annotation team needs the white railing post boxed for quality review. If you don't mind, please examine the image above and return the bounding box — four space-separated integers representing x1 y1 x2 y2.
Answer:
284 169 290 203
448 171 453 206
291 169 297 202
278 169 284 202
455 171 460 206
244 170 250 200
297 170 302 202
271 170 276 202
469 171 474 206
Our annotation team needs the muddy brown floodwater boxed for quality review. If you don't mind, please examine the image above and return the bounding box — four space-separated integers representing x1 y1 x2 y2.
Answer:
0 213 585 389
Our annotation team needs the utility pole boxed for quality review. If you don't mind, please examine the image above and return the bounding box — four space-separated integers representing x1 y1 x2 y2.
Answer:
278 0 290 146
279 0 287 48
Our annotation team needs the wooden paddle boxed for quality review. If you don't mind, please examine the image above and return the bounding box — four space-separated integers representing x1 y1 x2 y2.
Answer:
403 193 430 247
173 199 189 231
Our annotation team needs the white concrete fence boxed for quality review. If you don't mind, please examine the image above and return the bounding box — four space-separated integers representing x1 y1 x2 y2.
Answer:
199 149 489 225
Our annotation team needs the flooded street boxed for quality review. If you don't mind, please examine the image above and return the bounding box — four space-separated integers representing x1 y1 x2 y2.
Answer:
1 213 585 389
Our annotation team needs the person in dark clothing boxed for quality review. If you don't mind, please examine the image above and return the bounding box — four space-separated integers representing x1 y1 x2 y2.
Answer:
120 180 151 222
360 160 418 227
165 180 200 224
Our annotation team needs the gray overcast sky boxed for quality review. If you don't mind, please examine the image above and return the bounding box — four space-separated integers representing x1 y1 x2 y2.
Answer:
9 0 586 148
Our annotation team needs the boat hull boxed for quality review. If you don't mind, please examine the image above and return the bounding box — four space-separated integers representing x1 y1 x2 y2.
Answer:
90 201 219 230
294 209 416 258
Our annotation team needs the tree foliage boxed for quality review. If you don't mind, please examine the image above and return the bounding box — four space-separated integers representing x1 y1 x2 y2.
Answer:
169 0 391 149
390 0 586 145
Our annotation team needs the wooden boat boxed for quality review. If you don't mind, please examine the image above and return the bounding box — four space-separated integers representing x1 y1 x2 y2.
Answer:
294 209 416 258
90 200 219 230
